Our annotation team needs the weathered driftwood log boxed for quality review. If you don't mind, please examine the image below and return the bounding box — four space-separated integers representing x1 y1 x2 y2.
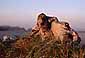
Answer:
31 13 81 44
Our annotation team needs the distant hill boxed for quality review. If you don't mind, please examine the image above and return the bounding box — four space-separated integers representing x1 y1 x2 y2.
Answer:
78 31 85 33
27 28 32 32
0 26 27 40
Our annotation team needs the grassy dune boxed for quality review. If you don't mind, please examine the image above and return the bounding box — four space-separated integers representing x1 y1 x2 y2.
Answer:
0 35 85 58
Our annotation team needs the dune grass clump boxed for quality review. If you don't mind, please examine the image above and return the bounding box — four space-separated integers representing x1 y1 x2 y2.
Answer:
0 35 85 58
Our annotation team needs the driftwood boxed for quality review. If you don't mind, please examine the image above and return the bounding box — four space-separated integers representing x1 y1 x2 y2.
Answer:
31 13 81 44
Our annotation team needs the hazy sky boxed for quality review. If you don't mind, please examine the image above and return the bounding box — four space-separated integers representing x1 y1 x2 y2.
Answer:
0 0 85 31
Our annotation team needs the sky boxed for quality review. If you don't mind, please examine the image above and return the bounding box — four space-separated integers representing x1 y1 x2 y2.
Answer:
0 0 85 31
